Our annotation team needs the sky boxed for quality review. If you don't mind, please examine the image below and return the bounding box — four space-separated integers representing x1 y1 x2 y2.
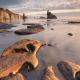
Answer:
0 0 80 19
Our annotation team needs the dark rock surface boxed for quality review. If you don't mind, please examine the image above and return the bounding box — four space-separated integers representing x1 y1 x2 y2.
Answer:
4 73 26 80
57 61 80 80
47 10 57 19
14 27 45 35
0 39 46 78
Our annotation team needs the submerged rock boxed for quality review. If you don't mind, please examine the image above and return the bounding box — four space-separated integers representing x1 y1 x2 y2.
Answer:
0 39 46 78
4 73 26 80
3 34 9 36
14 27 45 35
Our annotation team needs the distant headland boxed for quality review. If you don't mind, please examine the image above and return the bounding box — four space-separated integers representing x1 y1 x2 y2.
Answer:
0 8 27 20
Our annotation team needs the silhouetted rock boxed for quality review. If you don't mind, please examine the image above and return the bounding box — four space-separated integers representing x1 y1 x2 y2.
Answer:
0 39 46 78
47 10 57 19
23 13 27 19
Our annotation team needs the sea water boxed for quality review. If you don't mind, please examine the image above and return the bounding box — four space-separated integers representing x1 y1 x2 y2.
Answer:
0 18 80 80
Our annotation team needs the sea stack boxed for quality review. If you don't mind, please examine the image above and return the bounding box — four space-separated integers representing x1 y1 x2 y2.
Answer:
47 10 57 19
23 13 27 19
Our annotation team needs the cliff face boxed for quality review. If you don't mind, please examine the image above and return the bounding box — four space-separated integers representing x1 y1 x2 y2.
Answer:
0 8 22 19
47 10 57 19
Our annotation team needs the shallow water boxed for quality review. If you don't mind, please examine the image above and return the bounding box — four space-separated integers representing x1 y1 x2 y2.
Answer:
0 19 80 80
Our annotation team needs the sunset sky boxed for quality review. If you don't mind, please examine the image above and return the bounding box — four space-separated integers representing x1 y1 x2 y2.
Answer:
0 0 80 19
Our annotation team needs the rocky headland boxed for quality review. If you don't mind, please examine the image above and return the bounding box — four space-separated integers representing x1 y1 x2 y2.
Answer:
0 8 23 20
47 10 57 19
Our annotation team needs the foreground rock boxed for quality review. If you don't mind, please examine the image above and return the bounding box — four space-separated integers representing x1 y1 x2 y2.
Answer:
47 10 57 19
43 61 80 80
5 73 26 80
43 66 66 80
0 39 46 78
57 61 80 80
14 27 45 35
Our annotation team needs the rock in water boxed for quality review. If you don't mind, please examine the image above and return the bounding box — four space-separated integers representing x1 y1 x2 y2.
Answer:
4 73 26 80
0 39 46 78
57 61 80 80
47 10 57 19
68 33 73 36
48 43 54 46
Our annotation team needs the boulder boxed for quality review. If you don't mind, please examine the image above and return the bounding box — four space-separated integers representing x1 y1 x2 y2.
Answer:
43 66 66 80
4 73 26 80
48 43 54 46
0 39 46 78
14 27 45 35
57 61 80 80
68 33 73 36
51 28 54 30
3 34 9 36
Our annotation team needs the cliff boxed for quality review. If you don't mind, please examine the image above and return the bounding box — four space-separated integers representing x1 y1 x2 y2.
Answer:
0 8 23 19
47 10 57 19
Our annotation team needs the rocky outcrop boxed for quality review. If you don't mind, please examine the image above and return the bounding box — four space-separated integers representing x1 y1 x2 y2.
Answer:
4 73 26 80
0 39 46 78
43 61 80 80
47 10 57 19
0 8 22 19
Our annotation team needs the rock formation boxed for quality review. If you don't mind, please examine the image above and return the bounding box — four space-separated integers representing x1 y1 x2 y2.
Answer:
23 13 27 19
47 10 57 19
43 61 80 80
0 39 46 78
0 8 22 19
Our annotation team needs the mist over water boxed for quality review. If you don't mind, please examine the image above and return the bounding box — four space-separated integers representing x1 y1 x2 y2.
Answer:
0 18 80 80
